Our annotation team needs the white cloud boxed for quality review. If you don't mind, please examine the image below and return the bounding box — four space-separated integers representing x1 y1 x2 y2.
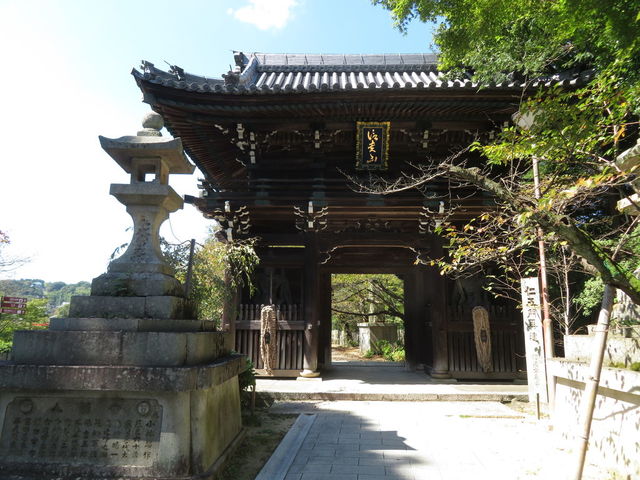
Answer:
228 0 298 30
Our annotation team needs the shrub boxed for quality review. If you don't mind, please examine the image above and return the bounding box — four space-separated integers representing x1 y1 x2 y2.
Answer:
238 357 256 392
372 340 405 362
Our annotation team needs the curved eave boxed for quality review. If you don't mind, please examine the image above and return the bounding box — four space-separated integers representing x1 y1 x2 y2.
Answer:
133 67 592 191
132 67 592 95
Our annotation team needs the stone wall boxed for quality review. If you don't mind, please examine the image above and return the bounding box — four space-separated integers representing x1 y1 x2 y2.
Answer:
358 323 398 353
549 359 640 478
564 334 640 367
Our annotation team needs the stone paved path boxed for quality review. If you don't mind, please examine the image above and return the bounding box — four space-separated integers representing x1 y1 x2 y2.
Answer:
268 401 611 480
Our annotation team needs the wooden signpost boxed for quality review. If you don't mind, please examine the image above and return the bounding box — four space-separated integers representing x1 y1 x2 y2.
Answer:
520 278 548 403
0 296 27 315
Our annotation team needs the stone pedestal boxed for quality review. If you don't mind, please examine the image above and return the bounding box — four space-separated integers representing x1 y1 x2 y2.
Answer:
0 347 244 480
358 323 398 354
0 113 244 479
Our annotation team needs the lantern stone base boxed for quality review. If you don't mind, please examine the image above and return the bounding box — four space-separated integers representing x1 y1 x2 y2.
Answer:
69 295 191 320
0 354 244 480
10 329 227 367
91 271 185 298
0 288 244 479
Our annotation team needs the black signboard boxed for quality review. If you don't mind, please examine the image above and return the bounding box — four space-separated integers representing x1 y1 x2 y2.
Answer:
356 121 390 170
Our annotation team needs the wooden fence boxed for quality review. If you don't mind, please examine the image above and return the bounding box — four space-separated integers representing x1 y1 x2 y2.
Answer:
446 305 526 379
235 304 305 374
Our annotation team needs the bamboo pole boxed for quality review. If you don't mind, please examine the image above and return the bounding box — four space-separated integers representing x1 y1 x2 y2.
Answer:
532 156 555 405
571 283 615 480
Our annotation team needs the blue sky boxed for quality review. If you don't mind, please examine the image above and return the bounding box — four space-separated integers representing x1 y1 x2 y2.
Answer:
0 0 435 283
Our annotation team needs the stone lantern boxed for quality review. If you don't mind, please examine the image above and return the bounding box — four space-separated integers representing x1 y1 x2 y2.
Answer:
0 113 244 480
71 112 195 319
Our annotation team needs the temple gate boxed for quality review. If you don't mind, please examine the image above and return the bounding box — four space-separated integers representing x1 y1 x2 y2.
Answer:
130 52 585 379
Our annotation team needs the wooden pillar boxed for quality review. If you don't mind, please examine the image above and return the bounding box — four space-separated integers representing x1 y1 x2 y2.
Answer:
403 269 419 370
430 236 450 378
404 266 429 370
417 266 433 368
317 272 332 368
301 234 320 377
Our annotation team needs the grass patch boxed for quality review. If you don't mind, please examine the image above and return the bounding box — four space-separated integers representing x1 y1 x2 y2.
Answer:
219 408 297 480
608 361 640 371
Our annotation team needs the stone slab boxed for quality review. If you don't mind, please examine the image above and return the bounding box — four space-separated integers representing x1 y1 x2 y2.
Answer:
256 364 528 402
0 354 245 392
12 330 227 367
0 390 185 479
69 295 187 319
548 358 640 397
0 379 242 479
0 396 162 466
49 317 215 332
550 358 640 479
617 193 640 215
564 334 640 366
615 139 640 171
258 391 527 402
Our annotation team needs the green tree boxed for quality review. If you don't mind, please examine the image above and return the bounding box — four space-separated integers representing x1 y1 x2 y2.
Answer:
0 298 49 353
0 230 29 275
331 274 404 341
45 281 90 312
373 0 640 310
163 233 259 325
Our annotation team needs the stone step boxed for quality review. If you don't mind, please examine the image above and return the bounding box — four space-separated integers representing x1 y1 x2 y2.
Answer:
257 391 528 402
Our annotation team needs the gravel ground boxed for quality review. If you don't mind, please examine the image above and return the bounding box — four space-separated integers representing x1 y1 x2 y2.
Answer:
332 346 393 362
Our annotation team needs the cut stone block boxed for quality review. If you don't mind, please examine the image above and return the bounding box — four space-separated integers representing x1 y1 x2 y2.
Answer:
69 295 189 319
11 330 227 367
91 271 184 297
0 354 243 479
49 317 215 332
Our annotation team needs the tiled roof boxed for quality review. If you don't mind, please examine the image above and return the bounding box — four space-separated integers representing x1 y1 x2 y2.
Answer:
133 52 592 95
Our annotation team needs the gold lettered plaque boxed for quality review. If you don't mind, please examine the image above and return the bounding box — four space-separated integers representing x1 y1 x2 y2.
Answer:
356 121 390 170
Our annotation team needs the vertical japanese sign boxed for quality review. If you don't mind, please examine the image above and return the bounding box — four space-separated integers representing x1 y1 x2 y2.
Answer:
356 121 390 170
521 277 548 403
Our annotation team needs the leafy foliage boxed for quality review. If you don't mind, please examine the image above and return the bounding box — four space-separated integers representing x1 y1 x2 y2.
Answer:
0 279 90 313
164 232 259 324
0 278 91 352
0 230 29 275
574 276 605 318
375 0 640 87
331 274 404 340
0 298 49 353
373 0 640 327
370 339 406 361
238 357 257 392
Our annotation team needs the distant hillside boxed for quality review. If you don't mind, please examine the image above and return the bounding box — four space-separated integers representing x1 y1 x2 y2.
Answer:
0 279 90 313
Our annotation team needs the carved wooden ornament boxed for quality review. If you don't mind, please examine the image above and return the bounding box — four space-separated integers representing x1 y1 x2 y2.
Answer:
472 306 493 373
